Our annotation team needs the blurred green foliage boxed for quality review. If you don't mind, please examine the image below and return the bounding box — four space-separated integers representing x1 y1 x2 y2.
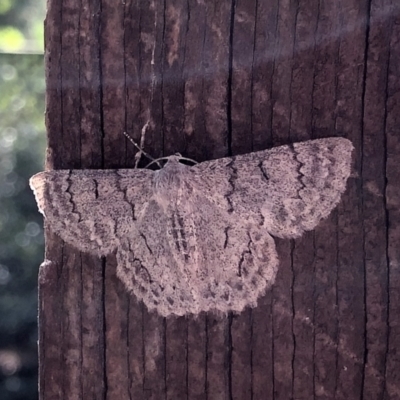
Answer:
0 0 45 53
0 53 45 400
0 0 46 397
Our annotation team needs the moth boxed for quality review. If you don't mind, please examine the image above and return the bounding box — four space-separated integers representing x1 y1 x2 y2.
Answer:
30 137 353 317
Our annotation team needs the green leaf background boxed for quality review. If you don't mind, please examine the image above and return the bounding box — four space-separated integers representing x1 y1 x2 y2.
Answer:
0 1 46 398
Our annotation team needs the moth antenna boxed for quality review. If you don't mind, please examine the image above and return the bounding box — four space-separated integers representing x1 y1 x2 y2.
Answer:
123 131 163 169
145 155 198 169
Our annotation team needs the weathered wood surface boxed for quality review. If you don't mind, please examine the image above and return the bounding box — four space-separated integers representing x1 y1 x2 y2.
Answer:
41 0 400 398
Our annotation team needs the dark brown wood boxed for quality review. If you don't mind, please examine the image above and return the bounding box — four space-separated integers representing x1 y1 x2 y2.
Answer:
41 0 400 398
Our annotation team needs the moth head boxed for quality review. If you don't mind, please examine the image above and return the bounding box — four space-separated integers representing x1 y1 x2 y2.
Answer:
154 156 190 189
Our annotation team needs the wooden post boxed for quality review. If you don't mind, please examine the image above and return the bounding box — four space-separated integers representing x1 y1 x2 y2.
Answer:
40 0 400 398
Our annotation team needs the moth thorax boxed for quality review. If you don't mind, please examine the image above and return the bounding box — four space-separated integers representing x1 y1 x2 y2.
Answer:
154 158 190 192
